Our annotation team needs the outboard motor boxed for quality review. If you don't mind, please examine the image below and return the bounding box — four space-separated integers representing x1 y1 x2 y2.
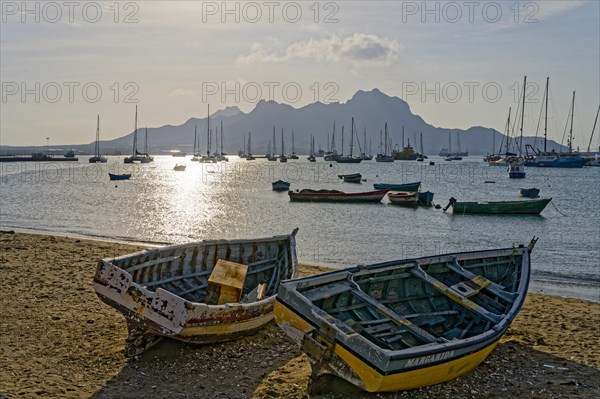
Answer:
443 197 457 212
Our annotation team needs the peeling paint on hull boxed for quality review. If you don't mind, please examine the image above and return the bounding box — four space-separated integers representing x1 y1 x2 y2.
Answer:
93 230 298 356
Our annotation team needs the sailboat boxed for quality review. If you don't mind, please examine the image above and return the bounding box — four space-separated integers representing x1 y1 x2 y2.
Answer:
337 118 362 163
584 105 600 166
246 132 256 160
191 125 201 161
323 122 339 161
279 129 288 163
216 120 229 161
124 106 143 164
289 131 298 159
267 126 277 161
307 135 316 162
239 133 247 159
375 123 394 162
199 105 217 163
449 131 463 160
89 115 107 163
525 82 587 168
507 76 527 178
360 128 373 160
140 127 154 163
416 132 425 162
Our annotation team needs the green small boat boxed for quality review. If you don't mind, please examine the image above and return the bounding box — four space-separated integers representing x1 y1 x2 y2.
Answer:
444 197 552 215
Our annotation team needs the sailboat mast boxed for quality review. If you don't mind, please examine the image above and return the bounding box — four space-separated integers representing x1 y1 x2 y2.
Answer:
420 132 424 156
207 104 211 156
248 132 251 155
221 120 224 155
341 126 344 156
544 77 549 152
281 128 284 155
363 127 367 155
243 132 246 155
379 129 383 155
588 105 600 153
448 131 452 154
568 91 575 152
95 115 100 157
193 125 197 155
350 118 354 157
133 105 138 156
273 126 276 155
331 122 336 152
519 76 526 156
292 131 295 154
384 123 388 155
402 126 405 148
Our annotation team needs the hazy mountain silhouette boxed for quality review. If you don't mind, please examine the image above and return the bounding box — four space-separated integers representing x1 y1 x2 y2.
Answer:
2 89 569 156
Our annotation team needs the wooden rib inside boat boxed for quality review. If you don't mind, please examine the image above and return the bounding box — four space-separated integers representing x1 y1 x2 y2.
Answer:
275 240 534 393
93 229 298 357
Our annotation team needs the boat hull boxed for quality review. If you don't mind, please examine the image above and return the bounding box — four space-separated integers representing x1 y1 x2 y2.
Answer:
93 230 298 356
288 189 388 203
275 246 531 393
109 173 131 181
519 188 540 198
373 182 421 192
417 191 434 206
272 180 291 191
452 198 551 214
387 192 418 206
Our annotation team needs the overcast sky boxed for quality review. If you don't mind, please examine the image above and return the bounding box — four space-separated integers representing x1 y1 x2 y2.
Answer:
1 1 599 149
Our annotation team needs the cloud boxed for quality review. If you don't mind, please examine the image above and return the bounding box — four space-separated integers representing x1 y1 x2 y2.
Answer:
236 33 399 67
479 0 586 34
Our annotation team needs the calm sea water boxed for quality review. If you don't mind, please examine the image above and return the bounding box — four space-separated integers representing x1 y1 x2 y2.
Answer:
1 156 598 300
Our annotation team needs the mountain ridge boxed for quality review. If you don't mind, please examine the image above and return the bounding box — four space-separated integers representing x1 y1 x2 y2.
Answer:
1 89 569 156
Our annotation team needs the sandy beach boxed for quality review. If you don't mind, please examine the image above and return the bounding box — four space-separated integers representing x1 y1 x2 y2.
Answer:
0 231 598 398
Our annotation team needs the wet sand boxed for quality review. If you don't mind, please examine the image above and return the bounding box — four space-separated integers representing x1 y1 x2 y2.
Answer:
0 231 598 398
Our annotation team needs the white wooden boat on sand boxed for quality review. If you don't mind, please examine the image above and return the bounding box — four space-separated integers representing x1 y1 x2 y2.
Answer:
93 229 298 356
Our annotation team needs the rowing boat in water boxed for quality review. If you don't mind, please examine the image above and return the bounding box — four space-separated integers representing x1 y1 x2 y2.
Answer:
338 173 362 183
417 191 434 206
444 197 551 215
109 173 131 181
519 188 540 198
373 182 421 192
272 180 291 191
288 189 388 203
93 230 298 356
275 240 535 393
387 192 418 206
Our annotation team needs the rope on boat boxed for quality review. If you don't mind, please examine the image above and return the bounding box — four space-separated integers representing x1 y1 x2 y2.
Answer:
549 201 568 217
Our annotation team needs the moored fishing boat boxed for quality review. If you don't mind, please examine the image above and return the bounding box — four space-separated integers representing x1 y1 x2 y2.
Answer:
272 180 291 191
373 181 421 192
443 197 551 215
288 189 388 203
108 173 131 181
275 240 535 393
173 164 186 171
519 188 540 198
417 191 434 206
93 230 298 357
338 173 362 183
387 192 418 206
508 162 526 179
